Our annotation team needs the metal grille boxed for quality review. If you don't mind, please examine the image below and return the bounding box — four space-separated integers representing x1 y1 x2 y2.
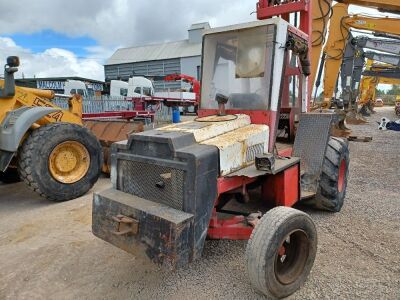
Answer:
246 143 265 162
293 113 333 192
119 160 185 210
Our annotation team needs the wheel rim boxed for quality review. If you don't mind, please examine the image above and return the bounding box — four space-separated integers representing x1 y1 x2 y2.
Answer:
338 159 346 193
48 141 90 184
275 229 310 285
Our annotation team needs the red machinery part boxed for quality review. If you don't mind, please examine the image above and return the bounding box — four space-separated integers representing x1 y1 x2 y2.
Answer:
162 73 201 106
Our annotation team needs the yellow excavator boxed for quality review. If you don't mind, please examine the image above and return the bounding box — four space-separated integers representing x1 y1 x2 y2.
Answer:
0 56 103 201
309 1 400 135
311 0 400 91
316 3 400 109
359 59 400 114
360 76 400 108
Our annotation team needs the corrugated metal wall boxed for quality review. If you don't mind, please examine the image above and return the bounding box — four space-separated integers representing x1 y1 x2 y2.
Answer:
104 58 181 91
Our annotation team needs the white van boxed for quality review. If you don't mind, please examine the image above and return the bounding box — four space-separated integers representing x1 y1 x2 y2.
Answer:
110 80 129 97
128 77 155 97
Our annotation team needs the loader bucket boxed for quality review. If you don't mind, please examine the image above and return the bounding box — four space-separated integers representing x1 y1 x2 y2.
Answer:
84 120 144 173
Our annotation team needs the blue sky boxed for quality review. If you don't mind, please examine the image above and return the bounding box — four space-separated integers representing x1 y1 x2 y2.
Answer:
5 30 97 57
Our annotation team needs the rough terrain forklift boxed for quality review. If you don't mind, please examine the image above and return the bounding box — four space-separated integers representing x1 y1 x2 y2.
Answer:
0 56 102 201
92 18 350 298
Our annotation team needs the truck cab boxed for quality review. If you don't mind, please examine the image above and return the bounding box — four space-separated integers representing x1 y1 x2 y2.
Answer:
110 80 129 97
64 80 88 97
128 77 155 97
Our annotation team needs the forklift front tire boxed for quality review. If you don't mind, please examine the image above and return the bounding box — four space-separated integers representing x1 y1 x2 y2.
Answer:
312 137 349 212
246 207 317 299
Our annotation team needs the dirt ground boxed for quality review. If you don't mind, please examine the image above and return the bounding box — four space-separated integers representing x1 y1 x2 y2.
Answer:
0 107 399 300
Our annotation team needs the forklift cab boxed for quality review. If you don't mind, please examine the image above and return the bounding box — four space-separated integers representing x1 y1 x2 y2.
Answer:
198 19 309 148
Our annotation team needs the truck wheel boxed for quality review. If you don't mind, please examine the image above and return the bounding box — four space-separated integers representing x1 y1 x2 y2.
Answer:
246 207 317 299
308 137 349 212
18 122 102 201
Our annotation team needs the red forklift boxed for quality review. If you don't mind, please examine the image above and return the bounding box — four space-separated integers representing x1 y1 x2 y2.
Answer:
92 2 349 298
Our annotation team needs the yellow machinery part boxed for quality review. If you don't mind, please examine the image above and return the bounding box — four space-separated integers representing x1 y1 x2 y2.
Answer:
337 0 400 13
311 0 334 90
0 82 83 126
48 141 90 184
322 3 400 104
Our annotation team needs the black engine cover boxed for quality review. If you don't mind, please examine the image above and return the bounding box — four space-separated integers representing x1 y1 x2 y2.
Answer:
93 129 219 268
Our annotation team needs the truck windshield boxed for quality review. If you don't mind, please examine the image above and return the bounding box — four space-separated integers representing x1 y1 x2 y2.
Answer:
201 25 275 110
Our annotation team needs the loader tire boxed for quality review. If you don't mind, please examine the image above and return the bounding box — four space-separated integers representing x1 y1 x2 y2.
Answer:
246 207 317 299
18 123 102 202
307 137 349 212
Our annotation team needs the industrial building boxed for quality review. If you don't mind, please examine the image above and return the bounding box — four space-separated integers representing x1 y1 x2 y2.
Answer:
104 23 210 91
15 76 105 96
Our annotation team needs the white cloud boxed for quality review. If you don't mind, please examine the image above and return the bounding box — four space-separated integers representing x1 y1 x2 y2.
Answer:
0 37 104 80
0 0 255 48
0 0 394 84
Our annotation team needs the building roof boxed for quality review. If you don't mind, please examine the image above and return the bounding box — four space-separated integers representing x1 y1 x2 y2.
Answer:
15 76 104 84
189 22 211 31
105 39 202 66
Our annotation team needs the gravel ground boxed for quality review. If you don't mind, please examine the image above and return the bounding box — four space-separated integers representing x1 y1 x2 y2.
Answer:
0 107 399 299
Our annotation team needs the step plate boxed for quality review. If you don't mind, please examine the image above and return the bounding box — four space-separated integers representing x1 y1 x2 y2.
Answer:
293 113 334 192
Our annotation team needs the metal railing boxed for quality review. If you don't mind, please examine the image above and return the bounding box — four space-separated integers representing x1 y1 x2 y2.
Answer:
51 96 173 124
52 96 133 113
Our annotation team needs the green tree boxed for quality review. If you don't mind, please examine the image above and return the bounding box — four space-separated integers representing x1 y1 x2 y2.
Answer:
386 85 400 95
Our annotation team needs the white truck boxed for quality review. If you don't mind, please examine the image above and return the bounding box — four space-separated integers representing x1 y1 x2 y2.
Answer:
110 80 129 97
128 77 155 97
64 80 91 97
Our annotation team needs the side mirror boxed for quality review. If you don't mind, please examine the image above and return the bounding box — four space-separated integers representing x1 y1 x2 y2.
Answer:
0 56 19 98
6 56 20 68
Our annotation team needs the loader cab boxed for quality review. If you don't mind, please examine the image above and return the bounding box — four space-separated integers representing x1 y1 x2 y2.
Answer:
198 19 309 148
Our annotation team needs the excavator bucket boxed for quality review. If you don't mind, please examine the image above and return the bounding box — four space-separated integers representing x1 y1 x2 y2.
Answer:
84 120 144 173
328 110 351 137
345 109 368 125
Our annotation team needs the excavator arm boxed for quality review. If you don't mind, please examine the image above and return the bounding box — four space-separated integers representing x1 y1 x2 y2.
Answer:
311 0 334 90
353 36 400 55
321 3 400 106
336 0 400 13
364 51 400 67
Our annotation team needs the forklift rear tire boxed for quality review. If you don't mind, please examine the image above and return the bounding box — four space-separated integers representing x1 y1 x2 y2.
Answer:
310 137 349 212
246 207 317 299
18 122 102 201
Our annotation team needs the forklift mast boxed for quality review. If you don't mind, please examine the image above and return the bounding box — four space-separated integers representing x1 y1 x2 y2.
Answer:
256 0 312 142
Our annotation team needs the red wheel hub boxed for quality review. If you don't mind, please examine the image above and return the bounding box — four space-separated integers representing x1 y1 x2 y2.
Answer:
338 159 346 193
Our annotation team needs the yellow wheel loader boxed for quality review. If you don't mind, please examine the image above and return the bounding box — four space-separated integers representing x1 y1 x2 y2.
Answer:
0 56 103 201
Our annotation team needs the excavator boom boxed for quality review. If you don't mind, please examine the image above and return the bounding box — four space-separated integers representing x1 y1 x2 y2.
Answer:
321 3 400 103
337 0 400 13
364 51 400 67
